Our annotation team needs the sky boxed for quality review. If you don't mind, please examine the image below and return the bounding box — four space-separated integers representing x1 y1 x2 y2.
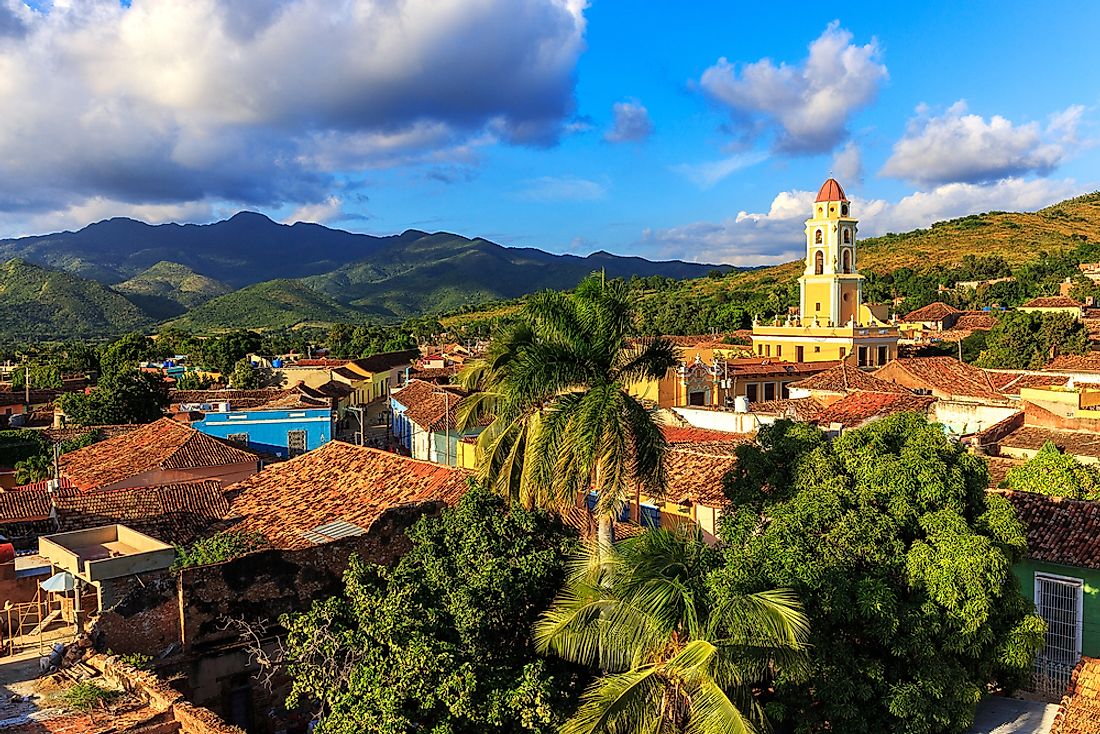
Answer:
0 0 1097 266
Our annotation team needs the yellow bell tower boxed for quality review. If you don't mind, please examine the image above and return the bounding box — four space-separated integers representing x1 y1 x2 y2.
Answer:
800 178 861 327
750 177 899 367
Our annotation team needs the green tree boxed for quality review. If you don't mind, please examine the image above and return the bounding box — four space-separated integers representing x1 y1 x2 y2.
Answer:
99 332 157 375
57 369 168 425
715 416 1045 734
14 453 50 484
459 274 679 543
1002 441 1100 499
174 371 214 390
201 330 262 374
536 529 809 734
975 310 1088 369
283 486 583 734
229 359 263 389
11 363 62 390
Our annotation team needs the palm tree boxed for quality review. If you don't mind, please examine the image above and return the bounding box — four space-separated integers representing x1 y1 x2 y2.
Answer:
535 529 809 734
457 274 680 542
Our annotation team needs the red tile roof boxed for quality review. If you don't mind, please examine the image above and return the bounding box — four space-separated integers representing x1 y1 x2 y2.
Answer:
953 312 998 330
661 426 746 444
790 362 909 395
1044 354 1100 373
994 490 1100 570
347 349 420 374
997 425 1100 460
228 441 471 550
816 391 935 427
59 418 260 490
1021 296 1083 309
393 379 480 430
904 302 960 322
815 177 847 202
1052 656 1100 733
748 398 825 422
723 359 841 378
0 486 57 523
54 480 230 545
664 441 744 506
986 371 1070 395
171 389 283 409
875 357 1004 401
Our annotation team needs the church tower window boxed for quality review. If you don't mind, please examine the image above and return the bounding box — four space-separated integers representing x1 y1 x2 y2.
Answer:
814 250 823 275
843 228 851 244
842 249 851 273
815 229 823 244
841 203 849 216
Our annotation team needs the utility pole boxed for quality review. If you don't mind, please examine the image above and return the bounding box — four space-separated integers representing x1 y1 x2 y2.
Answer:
24 365 29 406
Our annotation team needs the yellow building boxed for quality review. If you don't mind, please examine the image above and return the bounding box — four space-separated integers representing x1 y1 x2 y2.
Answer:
751 178 899 367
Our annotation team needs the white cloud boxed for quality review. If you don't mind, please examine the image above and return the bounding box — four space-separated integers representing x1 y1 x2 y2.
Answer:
671 151 768 189
604 99 653 143
831 141 862 184
3 198 222 237
699 21 887 154
882 101 1083 186
285 196 344 225
0 0 588 221
642 177 1084 266
515 175 607 202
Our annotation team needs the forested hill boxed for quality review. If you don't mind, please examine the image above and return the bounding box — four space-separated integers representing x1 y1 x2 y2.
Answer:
443 192 1100 336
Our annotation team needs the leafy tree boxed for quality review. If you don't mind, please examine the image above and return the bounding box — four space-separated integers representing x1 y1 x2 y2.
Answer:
1001 441 1100 499
715 416 1045 734
0 429 49 467
14 453 50 484
536 529 809 734
201 330 262 375
283 486 583 734
229 359 264 389
99 332 158 375
57 369 168 425
10 363 62 390
975 310 1089 369
458 274 679 543
174 371 215 390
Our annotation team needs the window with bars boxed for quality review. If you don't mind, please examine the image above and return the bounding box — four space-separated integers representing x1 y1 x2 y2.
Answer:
227 432 249 445
1035 573 1083 666
287 430 307 458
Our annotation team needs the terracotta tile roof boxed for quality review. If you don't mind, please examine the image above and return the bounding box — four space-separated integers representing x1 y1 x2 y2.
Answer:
993 490 1100 569
308 380 355 399
997 425 1100 460
55 480 230 545
748 397 824 421
409 366 458 381
393 379 481 430
665 440 745 506
790 362 909 395
391 379 442 409
1044 354 1100 373
0 486 58 523
1051 656 1100 733
816 391 935 427
876 357 1004 401
954 312 998 330
904 302 960 322
1021 296 1083 309
43 425 142 443
984 456 1024 488
292 358 347 367
723 358 841 378
661 426 745 444
228 441 471 550
9 477 76 493
171 388 286 410
347 349 420 374
58 418 260 490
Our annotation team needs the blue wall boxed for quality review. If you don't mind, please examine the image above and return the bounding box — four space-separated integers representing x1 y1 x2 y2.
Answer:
193 407 334 459
391 396 412 451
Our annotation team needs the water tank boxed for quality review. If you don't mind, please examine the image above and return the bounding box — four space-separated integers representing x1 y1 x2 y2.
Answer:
734 396 750 413
272 358 284 369
165 360 174 368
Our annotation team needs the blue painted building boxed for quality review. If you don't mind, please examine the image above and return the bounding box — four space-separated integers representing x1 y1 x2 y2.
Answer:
191 406 335 459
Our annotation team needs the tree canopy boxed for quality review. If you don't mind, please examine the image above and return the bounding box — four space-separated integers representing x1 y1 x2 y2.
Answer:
975 310 1089 369
715 415 1045 734
57 369 168 425
283 486 584 734
1001 441 1100 499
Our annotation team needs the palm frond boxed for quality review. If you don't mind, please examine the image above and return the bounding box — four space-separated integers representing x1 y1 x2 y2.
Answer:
560 665 663 734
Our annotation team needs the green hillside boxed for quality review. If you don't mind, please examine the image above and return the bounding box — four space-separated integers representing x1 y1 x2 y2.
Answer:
0 258 151 341
164 279 366 331
114 261 232 319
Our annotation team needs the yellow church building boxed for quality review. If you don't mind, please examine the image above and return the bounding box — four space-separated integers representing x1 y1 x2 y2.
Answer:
751 178 899 367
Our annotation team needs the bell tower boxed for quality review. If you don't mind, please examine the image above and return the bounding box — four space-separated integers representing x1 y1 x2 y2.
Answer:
799 178 861 326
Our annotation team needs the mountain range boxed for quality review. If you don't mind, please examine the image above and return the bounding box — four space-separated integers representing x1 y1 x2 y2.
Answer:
0 212 734 341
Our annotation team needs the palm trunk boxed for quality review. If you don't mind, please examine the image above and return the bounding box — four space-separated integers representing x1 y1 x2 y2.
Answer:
597 513 613 546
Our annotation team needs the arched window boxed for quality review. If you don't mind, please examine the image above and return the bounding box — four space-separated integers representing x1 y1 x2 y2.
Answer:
842 249 851 274
814 229 823 244
841 203 849 216
843 228 851 244
814 250 823 275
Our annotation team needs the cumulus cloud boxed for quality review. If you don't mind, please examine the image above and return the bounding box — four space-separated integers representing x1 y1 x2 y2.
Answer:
604 99 653 143
0 0 587 224
286 196 344 225
882 101 1083 186
831 141 862 184
671 151 768 189
698 21 887 153
642 177 1082 266
515 175 607 202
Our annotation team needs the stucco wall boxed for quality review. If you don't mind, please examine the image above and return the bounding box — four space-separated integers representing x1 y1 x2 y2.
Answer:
1015 558 1100 657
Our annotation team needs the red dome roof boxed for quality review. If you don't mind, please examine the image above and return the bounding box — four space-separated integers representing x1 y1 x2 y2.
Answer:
815 178 848 202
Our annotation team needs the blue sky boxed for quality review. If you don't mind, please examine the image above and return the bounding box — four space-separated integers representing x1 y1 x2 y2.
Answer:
0 1 1096 265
